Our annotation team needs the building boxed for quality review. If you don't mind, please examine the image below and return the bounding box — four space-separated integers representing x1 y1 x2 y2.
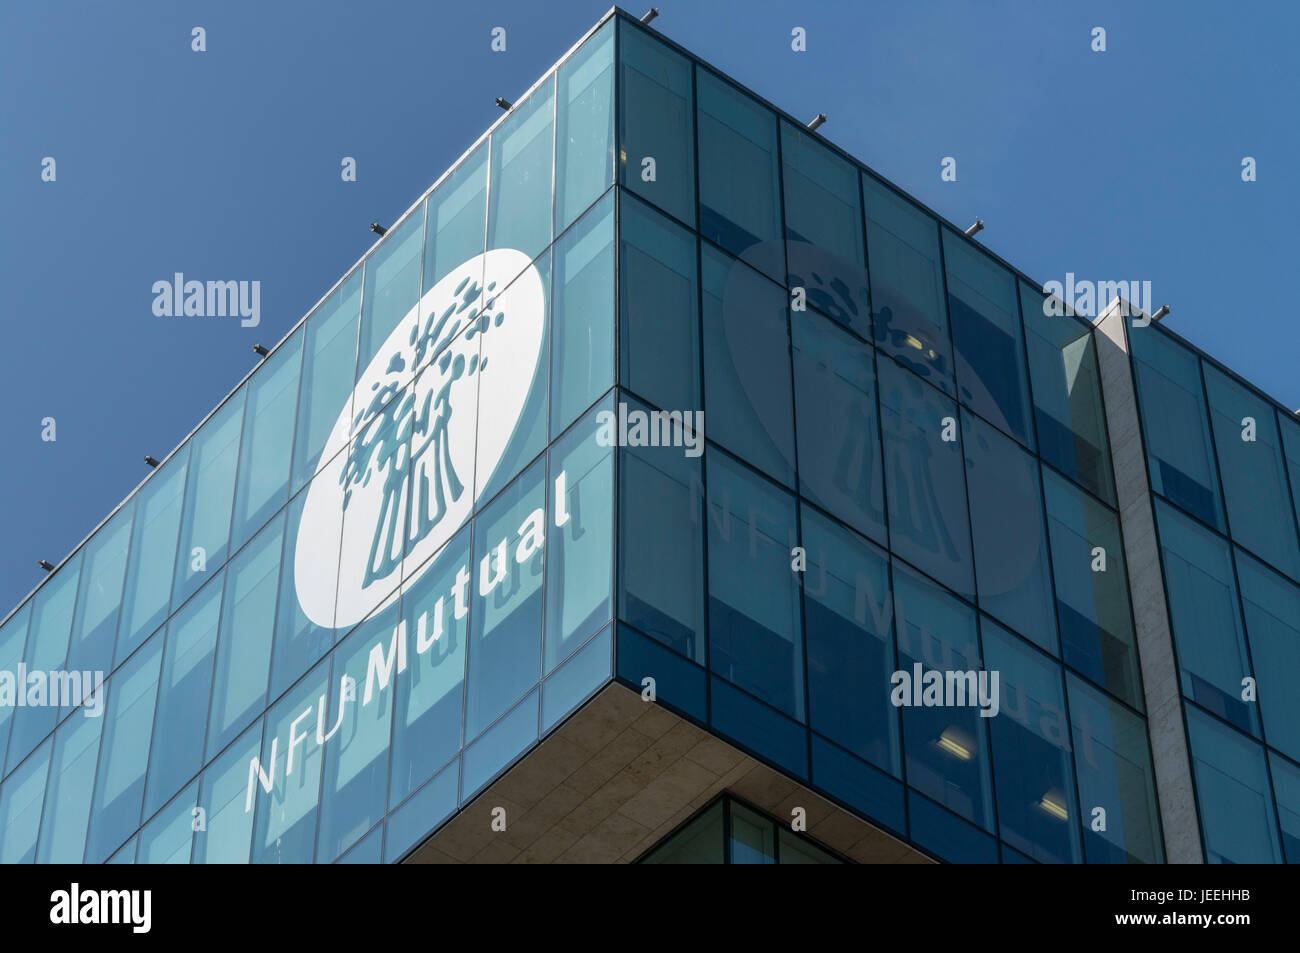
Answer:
1 6 1297 865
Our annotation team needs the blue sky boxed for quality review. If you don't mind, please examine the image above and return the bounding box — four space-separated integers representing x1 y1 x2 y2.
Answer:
1 0 1297 614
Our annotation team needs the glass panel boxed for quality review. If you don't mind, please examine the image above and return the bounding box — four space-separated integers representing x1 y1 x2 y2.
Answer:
193 720 261 863
465 458 545 739
1204 365 1300 578
172 390 244 607
1066 672 1163 863
488 77 555 265
145 570 223 818
270 481 338 698
137 780 198 864
291 271 362 494
35 708 104 862
550 189 614 437
781 121 870 342
618 394 706 663
1043 469 1140 708
618 21 695 226
85 634 164 864
1154 500 1257 735
943 231 1034 448
106 837 137 864
207 512 284 760
0 604 31 772
117 444 189 662
384 759 459 861
877 356 974 601
424 143 487 293
545 396 614 671
862 174 951 394
792 308 885 544
1282 414 1300 538
892 560 994 832
1130 327 1225 529
962 411 1056 649
779 828 842 864
251 655 329 864
230 328 302 552
729 801 776 864
801 507 899 775
1236 551 1300 763
982 619 1081 864
706 449 803 720
66 503 133 685
701 245 796 487
7 550 81 773
473 248 550 504
1270 752 1300 863
639 800 724 863
316 594 401 863
358 207 425 374
0 737 51 863
389 527 470 807
696 70 783 281
541 624 612 731
556 21 614 231
1020 283 1115 504
461 689 538 799
1186 704 1282 864
618 192 700 413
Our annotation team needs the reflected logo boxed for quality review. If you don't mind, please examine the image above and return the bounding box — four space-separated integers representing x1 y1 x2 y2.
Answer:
294 249 546 629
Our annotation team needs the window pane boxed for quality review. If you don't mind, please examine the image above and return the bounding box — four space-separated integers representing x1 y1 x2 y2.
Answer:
729 801 776 864
465 458 545 739
1236 551 1300 763
892 560 994 832
0 604 31 772
138 780 198 864
802 507 899 775
707 449 803 720
963 411 1057 649
1066 672 1163 863
389 527 470 807
230 328 302 552
618 192 700 413
551 191 614 437
292 271 362 494
207 513 284 760
541 623 612 731
779 827 842 864
640 800 724 863
944 231 1033 448
556 21 614 231
877 357 974 601
1130 328 1224 529
193 720 261 863
863 174 951 394
358 207 425 373
781 121 870 342
702 245 795 487
981 619 1081 864
488 78 555 264
1282 414 1300 535
67 503 133 683
0 737 51 863
145 570 222 818
1154 499 1257 735
270 481 338 698
1270 752 1300 864
1204 365 1300 579
618 395 706 663
1186 704 1282 863
1043 469 1140 708
35 708 104 863
1020 283 1114 504
117 444 189 662
384 759 459 861
424 143 487 293
461 688 538 799
172 390 244 606
792 309 885 544
618 21 695 226
85 634 164 863
696 70 783 281
545 396 614 672
7 550 81 773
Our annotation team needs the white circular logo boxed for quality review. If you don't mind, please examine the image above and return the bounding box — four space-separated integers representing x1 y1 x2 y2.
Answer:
295 249 545 629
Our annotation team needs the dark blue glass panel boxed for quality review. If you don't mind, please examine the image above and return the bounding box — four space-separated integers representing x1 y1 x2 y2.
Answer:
616 624 707 724
1237 551 1300 763
709 676 807 780
810 735 906 835
1186 704 1282 864
906 791 997 863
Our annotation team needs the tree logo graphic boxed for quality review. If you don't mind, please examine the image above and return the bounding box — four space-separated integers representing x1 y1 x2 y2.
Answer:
294 248 546 629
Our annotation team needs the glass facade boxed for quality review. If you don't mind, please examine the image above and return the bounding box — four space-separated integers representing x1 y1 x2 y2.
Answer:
2 9 1290 866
